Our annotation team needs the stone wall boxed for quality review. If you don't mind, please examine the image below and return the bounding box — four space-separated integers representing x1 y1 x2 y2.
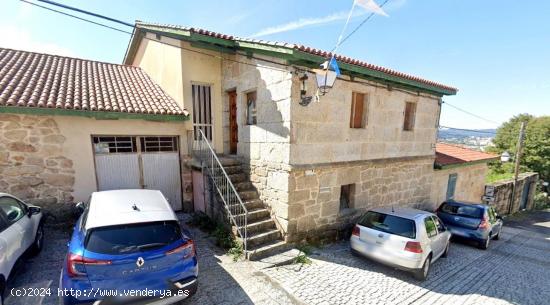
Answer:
222 54 294 231
431 163 489 209
0 114 75 218
487 173 539 215
283 156 435 242
290 74 442 165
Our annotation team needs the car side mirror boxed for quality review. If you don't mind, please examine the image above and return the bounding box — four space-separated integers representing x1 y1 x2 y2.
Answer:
28 206 41 217
75 202 85 215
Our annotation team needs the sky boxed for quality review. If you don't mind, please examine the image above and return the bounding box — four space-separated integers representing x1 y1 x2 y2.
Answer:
0 0 549 130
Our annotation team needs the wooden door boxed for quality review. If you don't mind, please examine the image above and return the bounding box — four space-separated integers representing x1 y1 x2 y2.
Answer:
228 90 238 154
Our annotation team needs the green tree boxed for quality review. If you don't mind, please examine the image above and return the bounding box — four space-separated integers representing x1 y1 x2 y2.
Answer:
488 114 550 181
488 113 533 154
523 116 550 180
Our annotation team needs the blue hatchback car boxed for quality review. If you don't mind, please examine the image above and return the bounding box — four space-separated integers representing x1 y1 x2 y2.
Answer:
59 190 198 305
436 201 503 250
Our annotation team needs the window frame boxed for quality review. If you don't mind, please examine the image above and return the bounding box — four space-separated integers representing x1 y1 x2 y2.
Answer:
0 211 8 233
403 101 417 131
432 216 446 233
245 91 257 125
424 216 438 238
0 196 28 225
350 92 368 129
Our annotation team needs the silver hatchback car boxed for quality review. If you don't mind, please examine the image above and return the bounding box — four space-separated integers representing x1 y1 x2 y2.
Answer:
350 207 451 280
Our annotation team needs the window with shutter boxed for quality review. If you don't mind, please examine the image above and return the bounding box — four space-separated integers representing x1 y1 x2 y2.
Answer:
246 91 257 125
403 102 417 131
350 92 367 128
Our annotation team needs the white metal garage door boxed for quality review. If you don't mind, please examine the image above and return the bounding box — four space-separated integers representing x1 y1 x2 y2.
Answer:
93 136 183 211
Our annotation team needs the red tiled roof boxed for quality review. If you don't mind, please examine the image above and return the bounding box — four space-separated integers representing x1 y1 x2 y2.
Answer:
134 22 457 94
0 47 187 116
435 143 498 166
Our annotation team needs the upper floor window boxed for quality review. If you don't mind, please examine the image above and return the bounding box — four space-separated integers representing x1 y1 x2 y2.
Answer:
350 92 368 128
246 91 257 125
403 102 417 131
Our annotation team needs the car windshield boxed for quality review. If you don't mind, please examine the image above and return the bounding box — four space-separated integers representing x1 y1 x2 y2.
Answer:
358 211 416 239
85 221 182 255
441 203 483 218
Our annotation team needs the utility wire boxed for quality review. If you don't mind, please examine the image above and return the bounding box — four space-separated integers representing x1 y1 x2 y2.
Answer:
439 125 496 135
331 0 392 52
19 0 292 72
36 0 134 27
23 0 502 133
442 101 500 125
20 0 131 35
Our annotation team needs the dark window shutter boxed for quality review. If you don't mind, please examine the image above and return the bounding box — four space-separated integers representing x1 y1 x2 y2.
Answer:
350 92 365 128
404 102 416 131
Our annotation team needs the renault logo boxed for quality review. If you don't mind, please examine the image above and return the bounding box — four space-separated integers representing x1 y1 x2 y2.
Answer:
136 257 145 268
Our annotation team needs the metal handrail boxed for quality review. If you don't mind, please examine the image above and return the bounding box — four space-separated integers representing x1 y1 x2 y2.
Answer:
191 129 248 253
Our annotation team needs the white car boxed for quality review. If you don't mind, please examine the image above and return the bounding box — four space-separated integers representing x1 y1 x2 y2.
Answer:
0 193 44 305
350 207 451 280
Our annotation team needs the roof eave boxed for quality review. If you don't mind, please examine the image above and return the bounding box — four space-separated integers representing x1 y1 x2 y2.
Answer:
434 157 498 170
0 106 189 122
131 23 457 96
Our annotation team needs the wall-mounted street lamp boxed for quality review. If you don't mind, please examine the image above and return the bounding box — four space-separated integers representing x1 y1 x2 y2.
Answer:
299 73 313 106
299 59 341 106
500 151 511 162
313 60 338 96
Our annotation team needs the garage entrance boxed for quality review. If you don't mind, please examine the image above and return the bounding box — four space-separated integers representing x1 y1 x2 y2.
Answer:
92 136 182 210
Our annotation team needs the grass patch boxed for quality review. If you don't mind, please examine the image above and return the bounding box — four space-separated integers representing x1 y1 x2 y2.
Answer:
486 171 514 184
293 243 313 265
186 213 243 261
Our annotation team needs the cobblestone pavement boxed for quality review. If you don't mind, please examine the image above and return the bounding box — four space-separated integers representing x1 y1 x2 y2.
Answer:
4 214 299 305
258 225 550 305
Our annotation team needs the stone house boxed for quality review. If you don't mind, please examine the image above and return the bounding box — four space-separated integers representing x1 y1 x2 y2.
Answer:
432 143 498 205
122 23 498 256
0 47 192 219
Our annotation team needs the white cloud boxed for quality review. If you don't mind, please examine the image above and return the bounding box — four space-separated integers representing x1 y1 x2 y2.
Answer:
249 11 364 38
0 25 75 57
249 0 408 38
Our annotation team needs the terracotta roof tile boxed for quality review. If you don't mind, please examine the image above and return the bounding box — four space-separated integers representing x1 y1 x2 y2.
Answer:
135 22 457 94
0 47 187 116
435 143 498 166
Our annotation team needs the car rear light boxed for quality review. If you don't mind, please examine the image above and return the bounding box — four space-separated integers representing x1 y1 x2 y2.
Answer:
478 216 490 230
166 240 195 259
67 253 111 278
404 241 423 253
352 225 360 237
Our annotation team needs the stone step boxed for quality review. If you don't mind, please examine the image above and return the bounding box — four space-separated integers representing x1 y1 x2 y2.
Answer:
217 156 241 167
215 181 253 194
243 229 281 247
234 181 254 191
223 165 243 175
235 218 276 235
238 190 258 201
246 240 290 261
227 199 264 211
228 173 247 184
235 208 270 223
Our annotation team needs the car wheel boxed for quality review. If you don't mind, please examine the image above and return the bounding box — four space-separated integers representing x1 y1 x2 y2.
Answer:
414 255 431 281
478 237 490 250
0 279 4 305
30 222 44 256
442 242 450 258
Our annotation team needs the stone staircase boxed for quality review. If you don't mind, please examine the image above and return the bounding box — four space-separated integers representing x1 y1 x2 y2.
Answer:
217 156 288 260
